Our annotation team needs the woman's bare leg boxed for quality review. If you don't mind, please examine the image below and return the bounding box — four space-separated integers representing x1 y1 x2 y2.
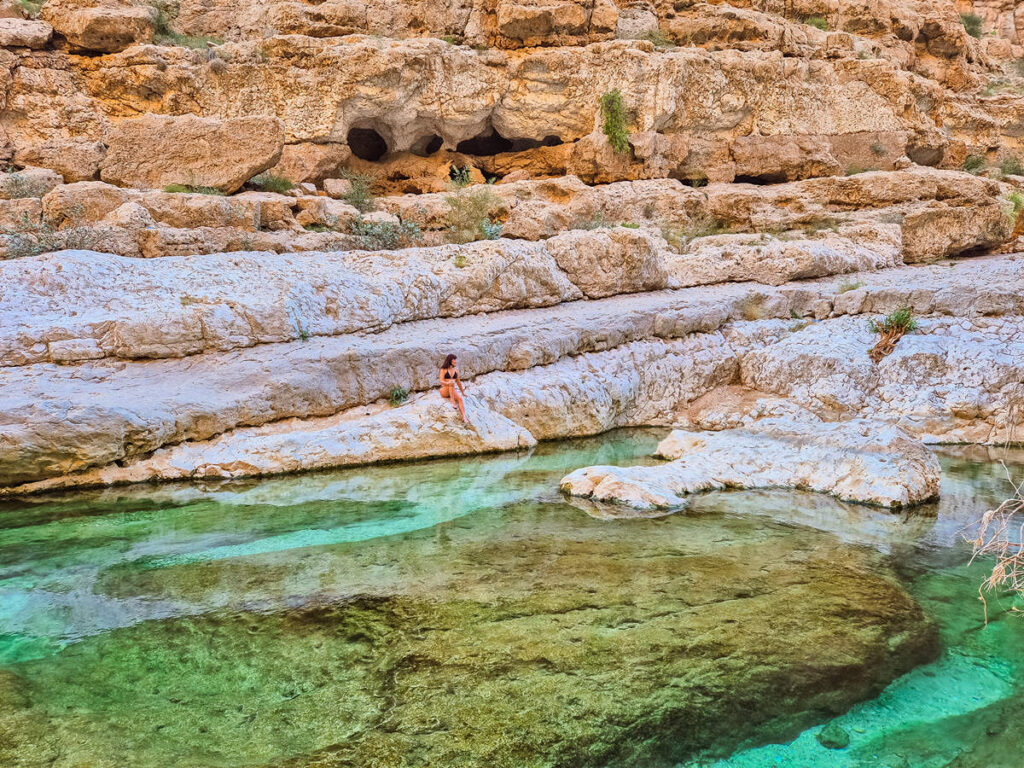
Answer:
450 390 468 422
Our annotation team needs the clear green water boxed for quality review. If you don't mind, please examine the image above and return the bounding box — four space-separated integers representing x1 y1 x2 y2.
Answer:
0 431 1021 767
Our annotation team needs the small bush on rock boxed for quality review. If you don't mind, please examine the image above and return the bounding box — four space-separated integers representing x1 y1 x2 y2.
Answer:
999 155 1024 177
960 13 983 38
599 89 631 154
867 307 918 362
4 172 52 199
1002 192 1024 226
163 183 225 195
804 16 828 30
446 187 503 244
449 165 473 189
17 0 43 18
643 29 675 48
837 279 865 293
0 215 105 260
249 172 294 193
962 154 987 174
388 387 409 406
350 217 422 250
339 171 376 213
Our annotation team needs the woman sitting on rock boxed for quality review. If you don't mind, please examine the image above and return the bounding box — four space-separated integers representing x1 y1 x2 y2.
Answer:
440 353 468 423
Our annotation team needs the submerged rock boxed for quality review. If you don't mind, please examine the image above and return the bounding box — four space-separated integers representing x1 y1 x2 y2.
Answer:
817 722 852 749
0 498 938 768
561 418 941 510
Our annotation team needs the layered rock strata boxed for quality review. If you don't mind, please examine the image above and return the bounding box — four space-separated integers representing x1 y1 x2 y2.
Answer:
1 251 1020 494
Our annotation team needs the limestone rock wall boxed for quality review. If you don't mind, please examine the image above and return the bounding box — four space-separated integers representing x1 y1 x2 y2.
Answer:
0 0 1023 495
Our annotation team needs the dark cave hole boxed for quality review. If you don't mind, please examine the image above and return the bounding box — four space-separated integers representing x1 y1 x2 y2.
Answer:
410 134 444 157
732 174 787 185
347 127 389 161
456 129 564 156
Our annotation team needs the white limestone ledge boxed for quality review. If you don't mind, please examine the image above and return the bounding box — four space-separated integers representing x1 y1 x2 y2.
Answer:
560 418 941 511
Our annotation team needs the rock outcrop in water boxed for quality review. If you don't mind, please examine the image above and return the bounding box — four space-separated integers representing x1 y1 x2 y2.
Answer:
561 417 942 509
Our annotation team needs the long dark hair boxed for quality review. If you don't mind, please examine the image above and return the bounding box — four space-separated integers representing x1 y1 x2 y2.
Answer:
442 353 457 369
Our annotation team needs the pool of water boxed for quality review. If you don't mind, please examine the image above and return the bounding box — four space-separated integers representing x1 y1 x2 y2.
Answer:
0 430 1021 767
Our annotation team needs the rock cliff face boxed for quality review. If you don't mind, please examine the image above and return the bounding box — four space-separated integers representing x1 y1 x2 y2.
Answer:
0 0 1022 497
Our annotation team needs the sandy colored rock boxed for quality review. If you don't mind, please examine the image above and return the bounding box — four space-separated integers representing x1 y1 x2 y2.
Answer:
0 18 52 47
14 142 105 183
561 418 942 509
41 0 157 52
267 142 351 185
100 115 285 194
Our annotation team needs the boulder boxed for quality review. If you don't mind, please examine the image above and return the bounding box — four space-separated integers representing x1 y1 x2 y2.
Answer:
561 418 942 509
545 227 668 298
730 135 842 183
0 18 52 47
41 181 129 226
267 142 351 185
100 115 285 194
41 0 157 52
14 141 105 183
494 0 618 46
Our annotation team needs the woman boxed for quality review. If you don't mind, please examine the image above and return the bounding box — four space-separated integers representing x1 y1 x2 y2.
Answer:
439 353 468 423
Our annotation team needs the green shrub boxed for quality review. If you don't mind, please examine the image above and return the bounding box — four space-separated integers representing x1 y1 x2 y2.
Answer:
162 183 225 195
441 35 461 45
960 13 982 38
686 175 708 188
660 214 730 251
868 307 918 335
16 0 43 18
999 155 1024 177
449 165 472 189
643 28 675 48
599 89 631 155
3 172 52 199
1003 191 1024 224
350 217 422 250
836 279 865 293
962 154 987 174
574 211 609 230
620 222 640 229
303 222 331 232
0 214 105 260
339 171 376 213
804 16 828 30
388 387 409 407
249 172 294 193
454 253 468 268
445 187 503 244
845 165 874 176
870 142 888 157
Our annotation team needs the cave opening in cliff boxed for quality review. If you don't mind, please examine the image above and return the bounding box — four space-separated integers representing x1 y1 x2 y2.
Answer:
347 127 389 161
733 173 787 185
456 129 564 156
410 134 444 157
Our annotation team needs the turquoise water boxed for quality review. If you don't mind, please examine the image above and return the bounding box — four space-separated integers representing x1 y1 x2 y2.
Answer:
0 431 1021 767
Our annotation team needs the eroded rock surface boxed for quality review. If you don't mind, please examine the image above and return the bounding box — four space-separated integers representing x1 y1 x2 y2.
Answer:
561 418 942 510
